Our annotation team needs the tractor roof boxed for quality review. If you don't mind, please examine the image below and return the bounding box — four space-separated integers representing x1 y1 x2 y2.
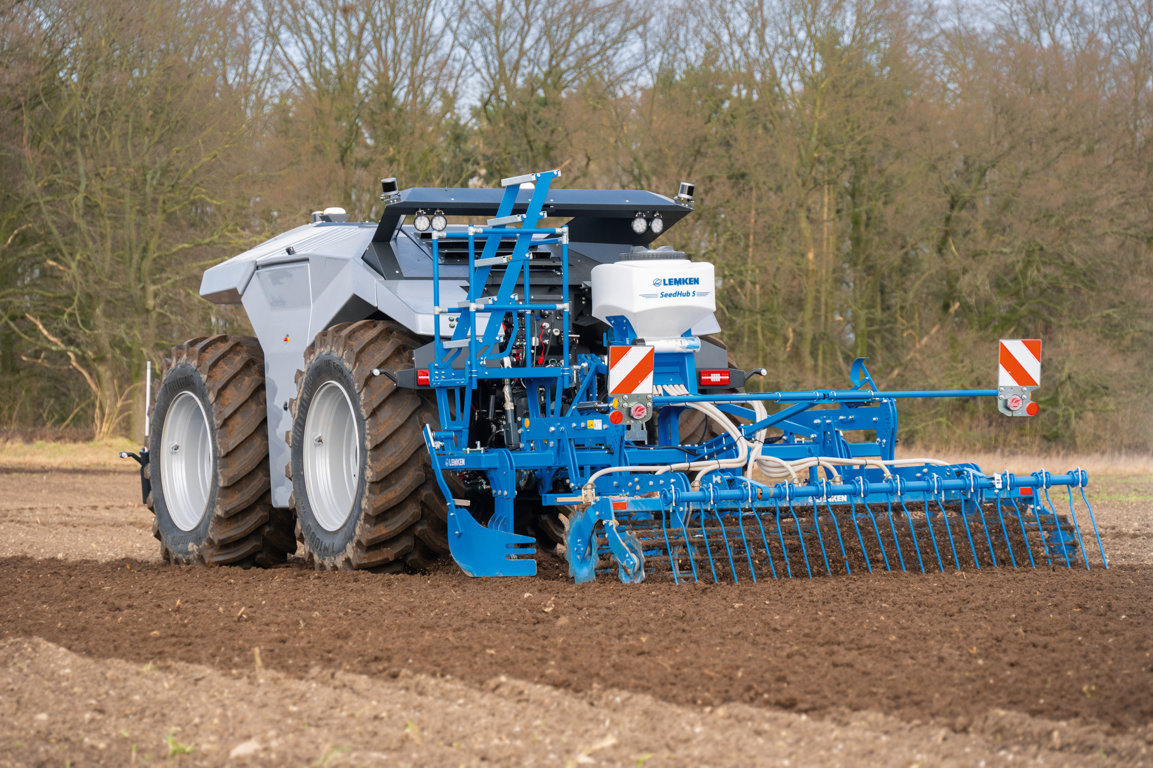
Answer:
372 187 692 247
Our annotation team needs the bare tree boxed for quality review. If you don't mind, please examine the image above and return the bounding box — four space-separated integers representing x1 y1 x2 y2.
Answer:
3 0 263 438
463 0 647 179
265 0 468 220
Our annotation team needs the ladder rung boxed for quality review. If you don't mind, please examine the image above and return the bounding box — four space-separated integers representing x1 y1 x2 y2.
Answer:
488 214 523 226
453 297 496 309
501 173 537 187
473 256 506 267
441 339 470 349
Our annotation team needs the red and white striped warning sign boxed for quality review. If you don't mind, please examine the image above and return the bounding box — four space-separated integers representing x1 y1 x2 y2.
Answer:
999 339 1042 388
608 346 655 395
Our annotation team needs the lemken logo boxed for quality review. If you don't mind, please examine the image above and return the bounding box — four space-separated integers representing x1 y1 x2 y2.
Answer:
650 276 701 287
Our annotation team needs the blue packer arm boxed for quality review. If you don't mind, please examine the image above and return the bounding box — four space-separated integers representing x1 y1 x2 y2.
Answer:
421 426 536 577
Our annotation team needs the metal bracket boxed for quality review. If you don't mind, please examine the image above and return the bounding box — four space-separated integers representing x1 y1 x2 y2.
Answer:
997 385 1035 417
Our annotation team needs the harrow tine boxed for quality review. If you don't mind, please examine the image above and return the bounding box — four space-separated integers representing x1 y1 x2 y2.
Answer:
862 500 891 571
1078 485 1108 568
1009 497 1037 568
848 498 872 573
1062 486 1091 570
677 508 701 583
809 500 834 576
885 499 907 572
932 495 963 571
698 506 721 583
993 494 1019 568
899 498 927 573
823 497 851 576
784 499 812 579
1027 488 1055 566
1040 485 1073 568
737 508 757 582
714 509 741 583
750 507 778 580
774 500 795 579
660 507 680 585
972 495 999 567
945 493 978 569
918 493 946 572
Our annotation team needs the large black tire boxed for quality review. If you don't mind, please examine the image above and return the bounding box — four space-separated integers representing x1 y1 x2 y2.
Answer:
148 336 295 566
289 320 449 571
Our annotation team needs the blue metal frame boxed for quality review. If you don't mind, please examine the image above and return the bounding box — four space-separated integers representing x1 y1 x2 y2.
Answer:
420 171 1104 583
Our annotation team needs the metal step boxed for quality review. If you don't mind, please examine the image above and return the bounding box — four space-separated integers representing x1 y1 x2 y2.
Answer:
488 214 524 227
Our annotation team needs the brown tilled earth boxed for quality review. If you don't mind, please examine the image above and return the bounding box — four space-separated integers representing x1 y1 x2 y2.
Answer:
0 465 1151 766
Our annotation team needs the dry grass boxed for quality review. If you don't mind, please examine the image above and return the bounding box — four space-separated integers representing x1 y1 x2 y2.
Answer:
0 438 140 470
898 447 1153 477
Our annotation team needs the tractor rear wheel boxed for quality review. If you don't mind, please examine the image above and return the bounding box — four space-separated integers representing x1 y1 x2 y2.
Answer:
289 320 448 571
149 336 294 566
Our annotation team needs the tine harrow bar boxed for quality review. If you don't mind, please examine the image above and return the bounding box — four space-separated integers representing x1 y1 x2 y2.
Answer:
559 470 1104 584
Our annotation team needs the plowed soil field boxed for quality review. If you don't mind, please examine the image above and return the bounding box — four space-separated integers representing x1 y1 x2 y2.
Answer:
1 465 1151 766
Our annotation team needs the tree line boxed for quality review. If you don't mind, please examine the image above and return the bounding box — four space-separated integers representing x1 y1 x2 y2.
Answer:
1 0 1150 451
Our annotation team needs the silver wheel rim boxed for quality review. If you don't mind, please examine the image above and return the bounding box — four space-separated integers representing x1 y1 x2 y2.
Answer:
303 380 360 531
161 391 213 531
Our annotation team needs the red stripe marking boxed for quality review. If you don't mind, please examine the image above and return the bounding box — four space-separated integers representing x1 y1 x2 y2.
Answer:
1023 339 1042 359
611 348 654 394
609 346 630 367
1000 343 1038 387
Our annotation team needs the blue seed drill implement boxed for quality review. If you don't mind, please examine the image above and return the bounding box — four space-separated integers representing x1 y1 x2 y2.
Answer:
129 170 1106 583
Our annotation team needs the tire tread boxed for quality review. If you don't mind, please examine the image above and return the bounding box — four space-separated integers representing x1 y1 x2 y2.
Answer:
152 335 295 567
292 320 448 572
